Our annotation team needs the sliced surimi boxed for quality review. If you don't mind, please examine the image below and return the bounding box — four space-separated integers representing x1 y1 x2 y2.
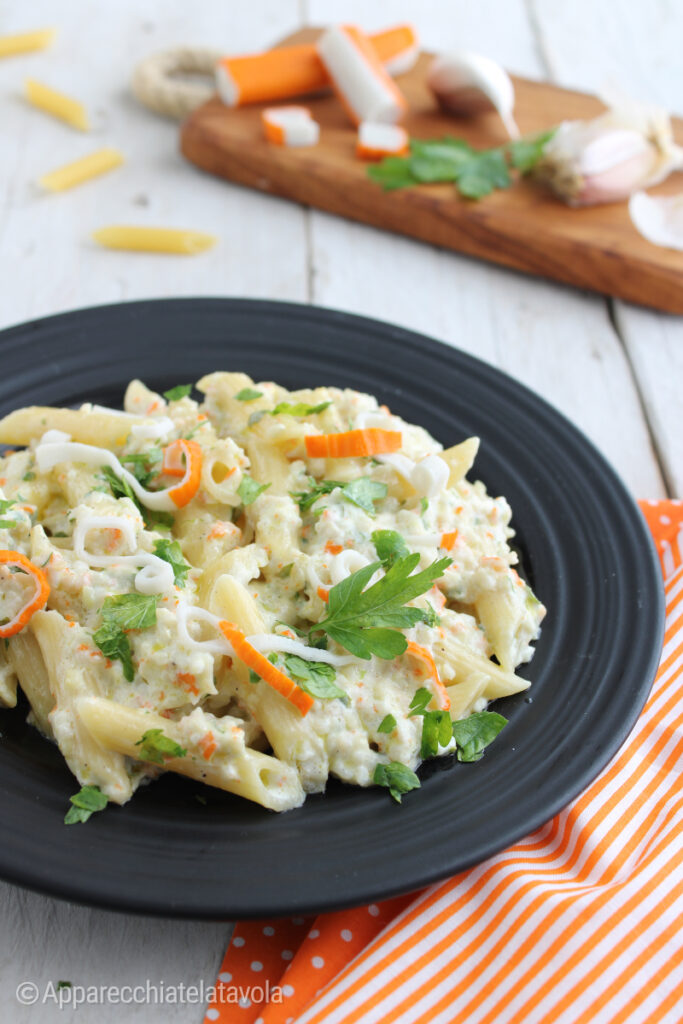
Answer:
215 24 417 108
357 122 409 160
316 24 408 126
261 106 319 147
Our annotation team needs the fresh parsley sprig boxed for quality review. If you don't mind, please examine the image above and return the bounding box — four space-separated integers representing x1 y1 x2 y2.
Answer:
368 130 556 200
277 654 348 703
292 477 387 517
163 384 192 402
311 554 451 659
373 762 421 803
238 474 271 506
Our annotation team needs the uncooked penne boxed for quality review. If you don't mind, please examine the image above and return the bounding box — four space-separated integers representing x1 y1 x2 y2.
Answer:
39 147 124 192
0 29 55 58
25 78 89 130
93 226 216 254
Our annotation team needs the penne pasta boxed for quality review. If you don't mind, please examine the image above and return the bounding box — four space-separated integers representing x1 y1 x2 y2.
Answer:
39 147 124 192
0 405 146 448
0 29 55 58
25 78 89 130
93 226 216 254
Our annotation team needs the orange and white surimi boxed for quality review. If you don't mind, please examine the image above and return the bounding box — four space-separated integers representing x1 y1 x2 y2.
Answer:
261 106 319 147
357 121 409 160
316 24 408 126
215 24 417 108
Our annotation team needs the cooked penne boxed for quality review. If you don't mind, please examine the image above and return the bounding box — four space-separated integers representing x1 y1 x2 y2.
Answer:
25 78 89 130
93 226 216 254
77 697 304 812
0 373 544 817
39 147 124 192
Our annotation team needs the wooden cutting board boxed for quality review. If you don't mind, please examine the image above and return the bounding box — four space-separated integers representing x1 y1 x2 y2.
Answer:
181 29 683 314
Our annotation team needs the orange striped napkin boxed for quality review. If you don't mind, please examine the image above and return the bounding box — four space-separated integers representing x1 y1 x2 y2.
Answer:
204 499 683 1024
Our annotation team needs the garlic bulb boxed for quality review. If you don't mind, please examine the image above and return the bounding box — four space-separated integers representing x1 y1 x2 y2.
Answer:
629 191 683 252
533 102 683 206
427 51 519 139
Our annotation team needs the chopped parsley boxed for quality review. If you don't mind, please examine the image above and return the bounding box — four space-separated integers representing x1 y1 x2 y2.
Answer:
120 448 162 487
238 474 271 506
163 384 192 402
377 714 396 734
153 538 190 587
271 400 331 417
135 728 187 765
373 762 421 803
372 529 409 568
408 687 433 717
419 709 453 759
235 388 263 401
279 563 293 578
64 785 107 825
93 594 159 681
22 471 36 481
312 554 451 659
291 477 386 516
98 465 138 504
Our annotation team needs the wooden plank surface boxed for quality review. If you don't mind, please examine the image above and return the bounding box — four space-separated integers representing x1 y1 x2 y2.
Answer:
0 3 675 1023
181 29 683 314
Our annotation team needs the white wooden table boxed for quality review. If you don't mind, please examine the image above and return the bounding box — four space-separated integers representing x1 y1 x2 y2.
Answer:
0 2 680 1021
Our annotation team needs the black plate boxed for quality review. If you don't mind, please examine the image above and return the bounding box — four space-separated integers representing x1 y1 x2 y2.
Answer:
0 299 664 919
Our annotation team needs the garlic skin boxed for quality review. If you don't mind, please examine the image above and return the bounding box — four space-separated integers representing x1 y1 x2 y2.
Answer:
629 191 683 252
533 102 683 206
428 51 519 139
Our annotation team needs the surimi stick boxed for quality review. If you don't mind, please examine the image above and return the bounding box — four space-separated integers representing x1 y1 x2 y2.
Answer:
317 25 408 126
0 29 55 58
25 78 89 130
93 226 216 254
262 106 319 147
39 148 124 192
216 24 417 108
357 122 409 160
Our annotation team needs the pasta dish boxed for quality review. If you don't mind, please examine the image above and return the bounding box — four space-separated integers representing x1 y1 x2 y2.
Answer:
0 374 545 819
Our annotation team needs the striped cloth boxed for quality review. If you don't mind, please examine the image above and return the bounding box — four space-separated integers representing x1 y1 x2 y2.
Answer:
205 500 683 1024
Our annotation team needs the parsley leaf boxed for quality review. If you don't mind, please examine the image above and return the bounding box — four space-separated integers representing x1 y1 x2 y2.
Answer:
420 604 441 628
377 714 396 734
281 654 348 703
100 593 159 630
64 785 107 825
93 594 159 681
420 709 454 759
135 728 187 765
271 400 331 417
408 687 433 717
373 762 421 803
153 538 190 587
372 529 409 568
22 471 35 481
367 156 418 191
291 478 345 513
248 410 267 427
342 479 387 516
313 554 452 659
145 509 175 531
452 711 507 762
163 384 192 402
238 474 271 506
235 388 263 401
0 520 16 529
0 499 16 513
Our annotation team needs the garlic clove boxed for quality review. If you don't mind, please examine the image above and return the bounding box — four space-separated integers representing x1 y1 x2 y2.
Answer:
534 101 683 206
629 190 683 252
427 51 519 138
